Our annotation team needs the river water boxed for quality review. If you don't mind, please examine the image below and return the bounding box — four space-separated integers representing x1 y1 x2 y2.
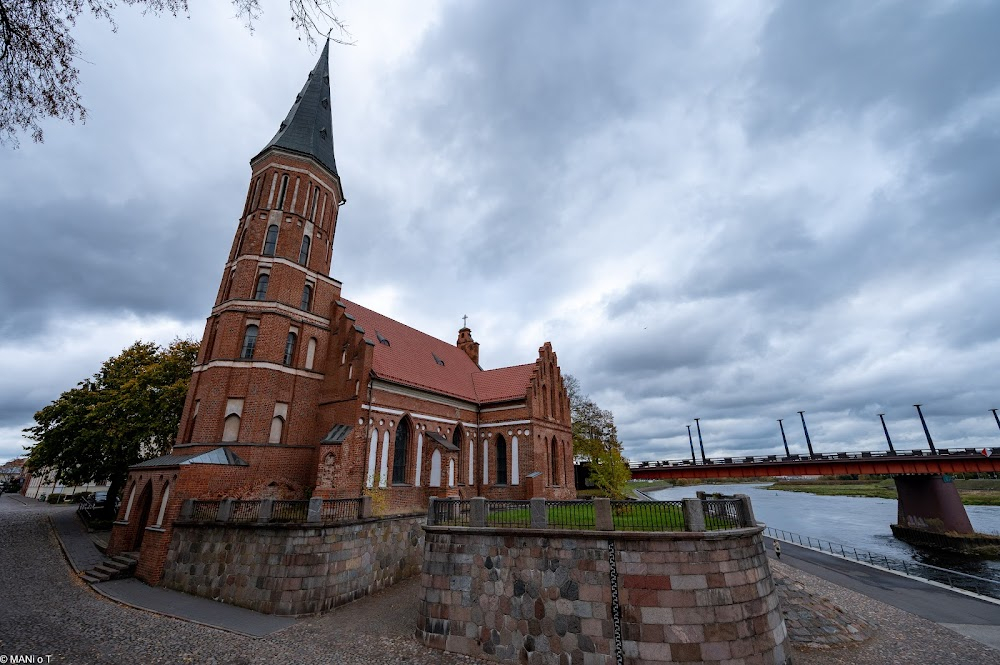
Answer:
647 482 1000 583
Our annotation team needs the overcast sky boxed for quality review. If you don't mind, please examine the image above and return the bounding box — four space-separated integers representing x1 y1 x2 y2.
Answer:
3 0 1000 465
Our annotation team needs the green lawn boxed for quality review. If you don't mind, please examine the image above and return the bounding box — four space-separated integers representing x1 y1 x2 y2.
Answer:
445 502 744 532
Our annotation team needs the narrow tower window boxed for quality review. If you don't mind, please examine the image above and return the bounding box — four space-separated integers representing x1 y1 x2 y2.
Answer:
276 174 289 210
254 274 269 300
310 187 320 221
392 418 411 484
283 332 297 366
298 236 311 265
263 224 279 256
241 325 259 359
300 284 313 311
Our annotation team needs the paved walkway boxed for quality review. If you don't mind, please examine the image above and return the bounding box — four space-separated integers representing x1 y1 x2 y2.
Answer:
765 535 1000 651
47 507 298 637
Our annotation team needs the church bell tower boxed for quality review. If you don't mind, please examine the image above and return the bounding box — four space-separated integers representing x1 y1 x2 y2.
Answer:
175 41 346 474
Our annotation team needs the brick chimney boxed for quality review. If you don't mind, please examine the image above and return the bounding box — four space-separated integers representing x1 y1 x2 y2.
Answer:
457 327 479 365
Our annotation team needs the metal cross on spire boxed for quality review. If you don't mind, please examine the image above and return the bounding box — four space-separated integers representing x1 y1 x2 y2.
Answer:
462 314 468 328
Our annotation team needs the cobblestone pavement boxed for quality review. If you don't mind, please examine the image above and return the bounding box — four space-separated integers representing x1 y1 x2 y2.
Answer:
0 502 487 665
772 572 877 648
3 497 998 664
771 560 1000 665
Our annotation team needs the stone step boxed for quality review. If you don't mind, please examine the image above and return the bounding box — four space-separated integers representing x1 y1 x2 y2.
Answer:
101 560 129 572
86 570 111 582
81 556 138 585
81 574 103 584
112 554 138 566
92 564 120 577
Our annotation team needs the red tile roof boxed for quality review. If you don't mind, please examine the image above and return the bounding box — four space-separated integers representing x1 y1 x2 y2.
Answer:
342 300 533 404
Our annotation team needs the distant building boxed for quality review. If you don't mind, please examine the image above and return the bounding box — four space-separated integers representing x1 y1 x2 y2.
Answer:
107 43 575 585
19 466 108 500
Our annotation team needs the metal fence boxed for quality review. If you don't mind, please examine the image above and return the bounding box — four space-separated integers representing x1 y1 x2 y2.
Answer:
229 500 261 523
322 497 364 523
432 499 470 526
611 500 686 531
764 526 1000 600
703 499 752 531
270 500 309 522
547 500 597 530
190 500 220 521
486 500 532 528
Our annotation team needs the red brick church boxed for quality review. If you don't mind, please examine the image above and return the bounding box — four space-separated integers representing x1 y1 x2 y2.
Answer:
107 43 574 583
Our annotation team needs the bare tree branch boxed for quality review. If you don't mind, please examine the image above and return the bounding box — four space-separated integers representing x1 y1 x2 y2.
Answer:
0 1 351 146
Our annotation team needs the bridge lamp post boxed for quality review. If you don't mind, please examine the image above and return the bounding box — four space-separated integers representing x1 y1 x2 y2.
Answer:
913 404 937 454
798 411 815 458
687 425 697 464
878 414 896 454
777 419 790 457
694 418 707 463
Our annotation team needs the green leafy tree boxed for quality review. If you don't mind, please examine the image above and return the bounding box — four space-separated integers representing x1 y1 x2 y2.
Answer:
24 338 199 517
563 374 630 496
589 447 632 501
1 0 350 145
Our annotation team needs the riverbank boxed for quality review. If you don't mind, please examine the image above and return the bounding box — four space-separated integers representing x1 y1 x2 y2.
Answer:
767 477 1000 506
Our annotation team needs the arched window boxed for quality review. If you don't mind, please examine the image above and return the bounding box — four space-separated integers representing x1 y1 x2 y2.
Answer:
298 235 311 265
269 416 284 444
222 271 234 301
222 414 241 442
254 273 269 300
263 224 279 256
429 449 442 487
310 186 320 221
453 426 464 484
241 325 258 359
392 418 411 484
300 284 313 311
496 435 508 484
276 174 289 210
550 437 559 485
283 332 297 366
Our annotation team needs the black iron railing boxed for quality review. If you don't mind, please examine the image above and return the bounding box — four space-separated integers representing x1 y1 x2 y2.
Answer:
611 500 686 531
190 500 220 521
485 500 532 528
703 499 750 531
270 500 309 522
764 526 1000 600
322 497 364 523
229 500 260 523
432 499 470 526
547 500 596 530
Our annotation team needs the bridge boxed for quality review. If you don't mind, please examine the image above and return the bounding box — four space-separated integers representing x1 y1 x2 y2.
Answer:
630 447 1000 540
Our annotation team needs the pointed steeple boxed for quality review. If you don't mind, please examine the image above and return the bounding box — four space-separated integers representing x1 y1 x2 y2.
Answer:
256 40 339 178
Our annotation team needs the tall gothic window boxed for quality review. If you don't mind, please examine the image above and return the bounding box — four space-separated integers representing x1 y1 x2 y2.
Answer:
283 332 297 366
241 325 259 359
263 224 279 256
550 438 559 485
276 174 289 210
496 435 508 485
392 418 411 484
254 274 269 300
298 236 311 265
453 426 464 484
310 186 320 221
300 284 313 311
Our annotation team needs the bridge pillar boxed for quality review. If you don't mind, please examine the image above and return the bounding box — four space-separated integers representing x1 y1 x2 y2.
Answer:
893 474 973 534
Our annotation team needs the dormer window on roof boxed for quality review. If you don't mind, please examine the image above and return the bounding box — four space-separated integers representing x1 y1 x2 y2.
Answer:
376 331 390 346
432 352 445 367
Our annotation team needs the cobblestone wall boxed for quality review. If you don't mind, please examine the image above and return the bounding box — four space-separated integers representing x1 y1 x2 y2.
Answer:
417 526 788 665
162 514 424 615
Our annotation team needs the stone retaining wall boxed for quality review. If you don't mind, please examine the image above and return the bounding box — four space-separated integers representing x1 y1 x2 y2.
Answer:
161 514 425 615
417 526 788 665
